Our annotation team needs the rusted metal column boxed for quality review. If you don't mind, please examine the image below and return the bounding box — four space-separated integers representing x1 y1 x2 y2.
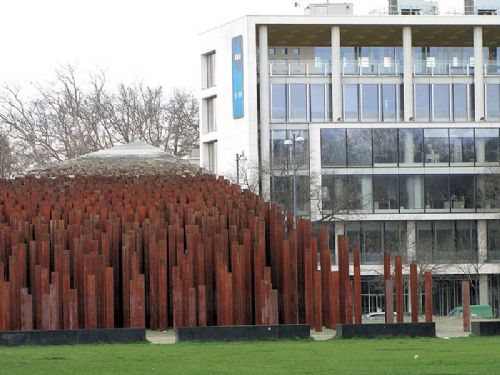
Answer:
395 255 404 323
424 271 433 323
385 279 394 324
410 263 419 323
353 245 362 324
462 280 470 333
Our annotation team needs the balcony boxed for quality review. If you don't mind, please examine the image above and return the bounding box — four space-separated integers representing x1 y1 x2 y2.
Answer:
269 60 331 77
341 59 402 76
413 59 474 76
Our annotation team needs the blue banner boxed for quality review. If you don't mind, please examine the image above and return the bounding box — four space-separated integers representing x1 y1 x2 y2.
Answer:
232 35 244 119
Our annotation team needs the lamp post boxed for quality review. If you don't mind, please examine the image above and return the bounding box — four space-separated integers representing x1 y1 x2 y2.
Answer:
284 133 304 222
235 151 247 185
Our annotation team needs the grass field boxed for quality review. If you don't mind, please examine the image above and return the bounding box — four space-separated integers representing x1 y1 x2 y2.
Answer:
1 336 499 375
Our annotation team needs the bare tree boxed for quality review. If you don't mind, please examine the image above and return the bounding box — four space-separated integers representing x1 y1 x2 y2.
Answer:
0 65 199 173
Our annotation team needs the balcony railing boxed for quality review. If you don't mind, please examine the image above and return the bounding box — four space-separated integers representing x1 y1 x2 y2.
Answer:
413 60 474 76
269 60 331 76
484 62 500 75
341 59 402 76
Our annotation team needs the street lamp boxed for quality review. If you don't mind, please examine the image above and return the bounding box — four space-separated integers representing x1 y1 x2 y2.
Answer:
235 151 247 185
284 133 304 222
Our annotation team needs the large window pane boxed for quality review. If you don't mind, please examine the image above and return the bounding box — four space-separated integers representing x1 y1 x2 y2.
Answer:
373 129 398 166
347 129 372 166
321 129 346 167
362 222 383 264
373 175 398 212
384 222 407 261
486 84 500 120
433 84 450 121
343 84 359 121
322 174 348 212
452 84 468 121
348 175 373 213
416 221 433 263
425 175 450 212
271 175 310 216
424 129 449 165
456 221 477 262
381 84 397 121
450 129 474 165
450 175 475 212
415 84 430 121
434 221 455 263
361 84 379 121
476 175 500 212
399 175 424 212
310 84 326 122
289 84 307 122
271 84 287 122
271 130 288 168
475 129 499 165
399 128 423 166
488 220 500 261
272 130 309 170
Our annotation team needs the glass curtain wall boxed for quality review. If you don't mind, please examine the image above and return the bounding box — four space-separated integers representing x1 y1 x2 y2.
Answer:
487 220 500 261
486 84 500 121
320 129 346 167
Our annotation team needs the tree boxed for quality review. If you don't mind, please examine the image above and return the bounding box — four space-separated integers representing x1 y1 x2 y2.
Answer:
0 64 199 173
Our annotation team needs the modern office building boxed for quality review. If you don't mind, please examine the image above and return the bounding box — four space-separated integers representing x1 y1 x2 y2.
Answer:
199 0 500 316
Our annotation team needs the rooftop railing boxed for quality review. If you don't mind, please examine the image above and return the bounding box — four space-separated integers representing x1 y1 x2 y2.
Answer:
269 60 331 76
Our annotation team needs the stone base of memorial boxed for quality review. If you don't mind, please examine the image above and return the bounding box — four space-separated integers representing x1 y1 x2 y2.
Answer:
335 323 436 339
471 321 500 336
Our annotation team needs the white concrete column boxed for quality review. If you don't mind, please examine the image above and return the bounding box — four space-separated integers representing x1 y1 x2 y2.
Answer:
334 221 345 265
331 26 342 121
361 176 373 212
259 26 271 199
309 126 322 221
478 220 488 264
407 220 417 262
479 274 489 305
403 26 414 121
474 26 485 121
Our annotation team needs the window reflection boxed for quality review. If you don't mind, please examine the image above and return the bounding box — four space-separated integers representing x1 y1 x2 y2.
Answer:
343 84 359 121
373 129 398 166
381 84 397 121
399 129 423 166
347 129 372 166
476 175 500 212
425 175 450 212
289 84 307 122
475 129 499 165
424 129 449 165
486 84 500 121
373 175 398 212
361 84 379 121
321 129 346 167
433 84 450 121
399 175 424 212
450 129 474 165
271 84 287 122
452 84 468 121
415 84 430 121
450 175 475 212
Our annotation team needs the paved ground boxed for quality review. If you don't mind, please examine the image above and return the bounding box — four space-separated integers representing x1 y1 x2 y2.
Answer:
146 317 500 344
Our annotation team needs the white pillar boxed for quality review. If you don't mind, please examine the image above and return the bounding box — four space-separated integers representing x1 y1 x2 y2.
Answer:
403 26 414 121
407 221 417 262
361 176 373 212
474 26 484 121
479 274 489 305
259 26 271 199
309 126 322 221
478 220 488 264
331 26 342 121
334 221 345 265
403 130 415 164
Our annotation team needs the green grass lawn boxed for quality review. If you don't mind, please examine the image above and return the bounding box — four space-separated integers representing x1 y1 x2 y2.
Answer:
1 337 499 375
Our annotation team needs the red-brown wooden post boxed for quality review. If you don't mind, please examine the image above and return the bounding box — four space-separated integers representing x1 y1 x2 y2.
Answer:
424 271 433 323
410 263 419 323
395 255 404 323
353 245 362 324
313 270 322 332
319 226 331 328
385 279 394 324
198 285 207 327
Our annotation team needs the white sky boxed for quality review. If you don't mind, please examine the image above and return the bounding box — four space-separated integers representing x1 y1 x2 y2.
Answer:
0 0 463 94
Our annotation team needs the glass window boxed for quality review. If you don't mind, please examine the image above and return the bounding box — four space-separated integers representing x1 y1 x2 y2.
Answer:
362 222 383 264
455 221 477 262
415 84 430 121
269 48 276 56
322 175 348 212
381 84 397 122
347 129 372 166
345 222 360 261
425 175 450 212
289 84 307 122
280 48 288 56
373 129 398 166
373 175 398 212
416 221 433 263
271 175 310 216
271 130 288 168
450 175 475 212
293 48 300 56
487 220 500 261
399 129 423 166
384 222 407 260
475 129 499 165
424 129 449 165
399 175 424 212
320 129 346 167
205 141 217 173
271 84 287 122
343 84 359 121
310 84 326 122
348 175 373 213
476 175 500 212
361 84 379 121
206 52 216 89
452 84 468 121
434 221 455 263
433 84 450 121
204 96 217 133
450 129 474 165
486 84 500 120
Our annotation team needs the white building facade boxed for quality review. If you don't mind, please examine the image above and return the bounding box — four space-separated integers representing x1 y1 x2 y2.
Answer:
199 3 500 316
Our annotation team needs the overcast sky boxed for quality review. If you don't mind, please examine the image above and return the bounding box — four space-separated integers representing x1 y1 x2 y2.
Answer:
0 0 462 93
